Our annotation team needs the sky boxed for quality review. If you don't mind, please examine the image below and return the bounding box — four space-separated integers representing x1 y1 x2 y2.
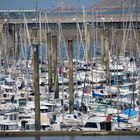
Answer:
0 0 102 10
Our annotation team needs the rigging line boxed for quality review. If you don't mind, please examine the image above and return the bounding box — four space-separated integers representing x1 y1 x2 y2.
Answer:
131 17 140 55
75 20 80 93
123 10 134 55
44 10 50 32
14 26 18 61
19 28 26 61
99 8 106 30
81 65 88 105
122 26 128 57
35 0 39 25
111 28 114 56
58 9 62 63
77 22 85 61
121 0 132 56
91 9 96 89
76 20 81 61
23 22 30 79
130 1 139 54
19 22 27 63
82 3 89 62
23 11 31 46
122 0 135 53
39 10 43 64
98 8 107 60
82 3 87 62
2 28 9 71
44 10 51 63
129 0 136 57
95 10 99 57
39 10 42 45
122 0 126 57
43 12 47 62
59 22 68 60
23 19 27 60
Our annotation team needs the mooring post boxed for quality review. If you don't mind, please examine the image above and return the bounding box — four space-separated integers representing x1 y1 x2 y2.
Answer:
32 27 40 131
100 30 105 65
68 39 74 114
47 32 53 92
33 44 40 131
52 35 59 99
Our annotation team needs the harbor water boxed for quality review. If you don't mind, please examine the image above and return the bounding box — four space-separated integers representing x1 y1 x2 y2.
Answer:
0 136 140 140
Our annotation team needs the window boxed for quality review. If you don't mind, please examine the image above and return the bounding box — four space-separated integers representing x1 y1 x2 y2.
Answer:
100 122 106 130
74 115 77 119
25 124 30 130
10 115 13 120
100 122 111 131
25 124 35 130
14 114 17 120
84 122 97 128
3 115 8 120
8 124 18 130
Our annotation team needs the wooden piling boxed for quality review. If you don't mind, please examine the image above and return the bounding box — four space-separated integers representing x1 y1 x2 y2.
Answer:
47 32 53 92
100 30 105 65
52 35 59 99
32 27 40 131
68 39 74 113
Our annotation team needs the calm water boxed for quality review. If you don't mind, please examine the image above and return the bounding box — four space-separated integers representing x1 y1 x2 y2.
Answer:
22 40 100 61
0 136 140 140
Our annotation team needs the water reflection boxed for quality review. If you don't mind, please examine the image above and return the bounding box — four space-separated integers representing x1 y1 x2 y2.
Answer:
40 136 140 140
35 136 40 140
0 136 140 140
0 137 34 140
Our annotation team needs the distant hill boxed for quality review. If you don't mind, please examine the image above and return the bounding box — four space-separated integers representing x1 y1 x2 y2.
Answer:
92 0 140 8
90 0 140 15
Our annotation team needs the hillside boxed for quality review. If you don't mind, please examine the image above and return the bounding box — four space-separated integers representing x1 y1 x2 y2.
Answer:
92 0 140 8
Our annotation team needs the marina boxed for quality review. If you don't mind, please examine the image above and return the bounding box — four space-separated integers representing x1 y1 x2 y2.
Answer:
0 0 140 134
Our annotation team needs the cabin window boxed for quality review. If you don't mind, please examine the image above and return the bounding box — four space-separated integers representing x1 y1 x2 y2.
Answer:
4 125 9 130
25 124 30 130
3 115 8 120
5 89 8 92
3 94 7 98
14 114 17 120
41 125 50 130
122 86 129 90
19 116 31 120
25 124 35 130
40 109 48 113
100 122 106 130
0 125 4 130
84 122 97 128
74 115 77 119
14 100 17 103
8 124 18 130
10 115 13 120
100 122 111 131
129 85 135 91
